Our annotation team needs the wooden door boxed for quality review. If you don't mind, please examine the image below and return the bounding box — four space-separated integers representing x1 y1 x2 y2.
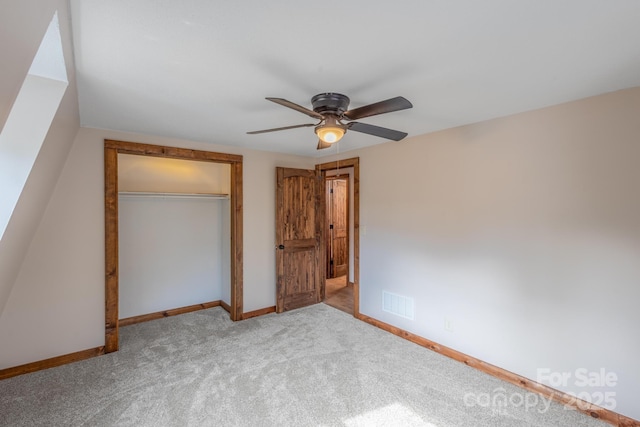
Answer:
276 167 322 313
326 178 349 278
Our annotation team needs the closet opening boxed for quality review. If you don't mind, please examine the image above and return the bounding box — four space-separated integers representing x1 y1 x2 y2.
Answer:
104 140 243 353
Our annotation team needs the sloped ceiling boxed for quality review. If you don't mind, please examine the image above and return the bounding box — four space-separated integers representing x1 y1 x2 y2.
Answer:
70 1 640 157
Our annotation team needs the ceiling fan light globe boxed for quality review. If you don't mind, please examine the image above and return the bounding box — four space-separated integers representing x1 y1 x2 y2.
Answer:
316 126 344 144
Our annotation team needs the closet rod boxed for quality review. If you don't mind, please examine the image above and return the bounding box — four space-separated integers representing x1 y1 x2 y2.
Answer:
118 191 229 200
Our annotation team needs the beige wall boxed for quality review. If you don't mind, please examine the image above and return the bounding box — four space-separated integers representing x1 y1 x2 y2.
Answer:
0 127 313 369
325 87 640 420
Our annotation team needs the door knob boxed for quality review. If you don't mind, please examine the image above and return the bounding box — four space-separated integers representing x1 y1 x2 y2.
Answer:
277 244 285 250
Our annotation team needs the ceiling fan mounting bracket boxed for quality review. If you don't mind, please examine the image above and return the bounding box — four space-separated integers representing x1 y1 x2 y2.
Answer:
311 93 350 116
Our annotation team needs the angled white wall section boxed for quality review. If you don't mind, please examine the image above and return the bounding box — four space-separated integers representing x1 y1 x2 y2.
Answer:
27 12 68 83
0 1 80 319
0 12 68 241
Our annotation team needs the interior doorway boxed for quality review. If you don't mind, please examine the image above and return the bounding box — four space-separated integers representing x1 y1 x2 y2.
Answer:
316 158 360 317
323 175 352 314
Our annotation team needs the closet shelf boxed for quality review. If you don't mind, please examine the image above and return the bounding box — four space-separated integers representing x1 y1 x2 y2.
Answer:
118 191 229 200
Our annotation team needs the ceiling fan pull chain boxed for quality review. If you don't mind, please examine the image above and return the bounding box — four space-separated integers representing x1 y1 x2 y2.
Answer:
336 140 341 177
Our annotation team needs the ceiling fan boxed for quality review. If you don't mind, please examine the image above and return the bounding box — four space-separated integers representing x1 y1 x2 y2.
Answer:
247 93 413 150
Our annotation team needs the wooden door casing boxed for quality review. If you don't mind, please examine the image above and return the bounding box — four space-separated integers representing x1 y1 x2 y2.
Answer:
316 158 359 316
276 167 322 313
326 177 349 278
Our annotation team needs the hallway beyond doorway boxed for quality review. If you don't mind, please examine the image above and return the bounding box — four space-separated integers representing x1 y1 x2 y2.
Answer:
324 275 353 315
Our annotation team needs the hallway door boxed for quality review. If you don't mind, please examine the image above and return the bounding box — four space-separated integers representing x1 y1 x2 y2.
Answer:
326 177 349 278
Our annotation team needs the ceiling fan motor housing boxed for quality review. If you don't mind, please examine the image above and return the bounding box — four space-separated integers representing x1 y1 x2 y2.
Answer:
311 93 350 116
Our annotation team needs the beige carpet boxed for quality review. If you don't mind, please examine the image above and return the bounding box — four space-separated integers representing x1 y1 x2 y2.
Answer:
0 304 608 426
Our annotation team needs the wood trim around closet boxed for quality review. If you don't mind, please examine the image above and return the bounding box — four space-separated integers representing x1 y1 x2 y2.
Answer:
104 139 244 353
119 301 223 327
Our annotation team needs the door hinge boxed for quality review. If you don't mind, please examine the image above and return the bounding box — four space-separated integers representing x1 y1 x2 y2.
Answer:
329 224 334 229
330 188 334 193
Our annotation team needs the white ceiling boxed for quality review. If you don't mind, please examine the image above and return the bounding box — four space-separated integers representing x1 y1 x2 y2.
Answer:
70 1 640 157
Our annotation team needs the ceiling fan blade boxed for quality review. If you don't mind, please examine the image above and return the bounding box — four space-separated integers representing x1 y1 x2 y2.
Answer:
247 123 315 135
347 122 408 141
343 96 412 121
266 97 325 120
317 139 333 150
